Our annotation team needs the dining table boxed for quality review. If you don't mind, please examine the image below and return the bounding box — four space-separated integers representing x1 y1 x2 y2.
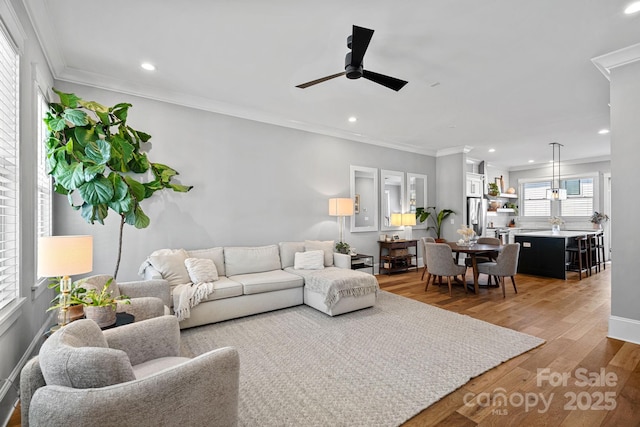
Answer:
446 241 502 294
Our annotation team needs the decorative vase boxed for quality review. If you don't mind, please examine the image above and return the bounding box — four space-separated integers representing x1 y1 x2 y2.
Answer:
592 223 602 230
552 224 560 234
84 306 117 328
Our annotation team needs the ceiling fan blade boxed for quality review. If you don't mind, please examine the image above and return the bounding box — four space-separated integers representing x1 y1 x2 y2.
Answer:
362 70 408 91
295 71 346 89
349 25 374 67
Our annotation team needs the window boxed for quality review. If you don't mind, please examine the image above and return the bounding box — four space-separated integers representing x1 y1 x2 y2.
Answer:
560 178 594 217
521 177 595 218
36 87 52 257
522 181 551 217
0 24 20 311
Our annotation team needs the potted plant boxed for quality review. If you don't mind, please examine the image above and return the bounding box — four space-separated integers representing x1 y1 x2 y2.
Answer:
335 241 351 255
415 207 456 242
487 182 500 197
44 90 193 278
590 211 609 229
81 279 130 328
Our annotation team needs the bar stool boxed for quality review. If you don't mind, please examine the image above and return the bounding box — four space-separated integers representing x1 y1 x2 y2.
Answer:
590 231 606 273
566 235 590 280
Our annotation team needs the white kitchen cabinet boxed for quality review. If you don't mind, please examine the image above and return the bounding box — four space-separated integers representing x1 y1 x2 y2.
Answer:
466 173 484 197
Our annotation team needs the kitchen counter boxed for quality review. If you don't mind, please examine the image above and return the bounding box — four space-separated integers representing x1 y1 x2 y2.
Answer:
514 231 596 279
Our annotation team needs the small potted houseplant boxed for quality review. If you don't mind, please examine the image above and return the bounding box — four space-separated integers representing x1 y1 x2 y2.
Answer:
415 207 456 242
80 279 130 328
590 211 609 229
335 241 351 255
487 182 500 197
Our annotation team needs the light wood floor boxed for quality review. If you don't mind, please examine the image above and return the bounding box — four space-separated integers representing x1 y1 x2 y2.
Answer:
379 265 640 427
9 265 640 427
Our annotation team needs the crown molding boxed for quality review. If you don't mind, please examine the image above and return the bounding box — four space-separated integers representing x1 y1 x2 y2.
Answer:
591 42 640 81
435 145 474 157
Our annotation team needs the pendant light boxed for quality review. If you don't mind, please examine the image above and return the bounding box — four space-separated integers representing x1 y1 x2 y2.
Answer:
546 142 567 200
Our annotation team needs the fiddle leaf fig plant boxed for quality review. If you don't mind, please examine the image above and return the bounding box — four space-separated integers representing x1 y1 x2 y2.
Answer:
44 89 193 278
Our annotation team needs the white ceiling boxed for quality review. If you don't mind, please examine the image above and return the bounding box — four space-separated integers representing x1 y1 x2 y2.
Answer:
24 0 640 169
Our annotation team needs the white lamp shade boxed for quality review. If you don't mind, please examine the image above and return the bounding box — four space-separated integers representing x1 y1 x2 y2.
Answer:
38 235 93 277
402 213 416 226
328 198 354 216
390 213 403 226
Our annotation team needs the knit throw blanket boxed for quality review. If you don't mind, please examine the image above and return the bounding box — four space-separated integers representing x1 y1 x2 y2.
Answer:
173 282 215 321
303 268 379 308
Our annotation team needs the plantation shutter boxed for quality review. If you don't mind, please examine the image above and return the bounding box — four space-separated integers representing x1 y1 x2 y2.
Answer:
36 88 52 251
522 181 551 217
561 178 594 217
0 24 20 310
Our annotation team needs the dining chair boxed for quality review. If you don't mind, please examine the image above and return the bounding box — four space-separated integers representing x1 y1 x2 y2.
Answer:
420 237 436 280
476 243 520 298
424 243 467 296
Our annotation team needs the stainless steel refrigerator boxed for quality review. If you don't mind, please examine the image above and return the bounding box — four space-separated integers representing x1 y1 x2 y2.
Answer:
467 197 488 237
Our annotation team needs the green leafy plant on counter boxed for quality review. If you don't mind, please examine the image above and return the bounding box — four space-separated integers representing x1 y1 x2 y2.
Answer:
44 89 193 278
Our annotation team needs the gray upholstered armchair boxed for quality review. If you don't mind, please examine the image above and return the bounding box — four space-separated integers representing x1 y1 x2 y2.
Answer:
20 316 239 427
77 274 171 321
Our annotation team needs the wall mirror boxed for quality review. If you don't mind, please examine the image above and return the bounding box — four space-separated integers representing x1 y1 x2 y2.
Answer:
407 173 428 229
350 165 379 233
380 169 405 231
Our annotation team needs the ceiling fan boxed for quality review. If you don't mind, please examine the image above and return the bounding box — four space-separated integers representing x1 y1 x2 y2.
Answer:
296 25 408 92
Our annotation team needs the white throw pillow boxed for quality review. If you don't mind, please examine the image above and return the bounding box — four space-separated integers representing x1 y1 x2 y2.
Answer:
304 240 334 266
148 249 190 287
294 250 325 270
184 258 219 283
186 247 226 277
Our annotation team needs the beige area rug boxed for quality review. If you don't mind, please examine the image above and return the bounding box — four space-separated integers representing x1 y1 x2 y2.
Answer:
180 291 544 426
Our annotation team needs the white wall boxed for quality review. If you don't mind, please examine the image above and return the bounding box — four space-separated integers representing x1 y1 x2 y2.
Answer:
52 82 437 281
0 0 55 422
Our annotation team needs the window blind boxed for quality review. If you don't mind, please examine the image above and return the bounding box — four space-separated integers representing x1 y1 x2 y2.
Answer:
36 88 51 248
522 181 551 217
561 178 594 217
0 25 19 311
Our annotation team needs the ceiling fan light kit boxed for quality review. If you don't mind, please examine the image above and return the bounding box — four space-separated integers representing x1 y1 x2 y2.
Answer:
296 25 408 91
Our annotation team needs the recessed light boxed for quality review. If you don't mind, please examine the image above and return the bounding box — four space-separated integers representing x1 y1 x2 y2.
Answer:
528 160 535 163
488 148 495 153
141 62 156 71
348 117 357 123
598 129 610 134
625 1 640 14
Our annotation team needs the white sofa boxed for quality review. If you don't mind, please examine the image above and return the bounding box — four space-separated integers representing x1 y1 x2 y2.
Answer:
140 241 379 329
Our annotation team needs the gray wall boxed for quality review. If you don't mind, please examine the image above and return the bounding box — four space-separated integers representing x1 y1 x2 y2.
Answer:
0 0 55 422
610 59 640 327
435 153 465 239
53 82 437 281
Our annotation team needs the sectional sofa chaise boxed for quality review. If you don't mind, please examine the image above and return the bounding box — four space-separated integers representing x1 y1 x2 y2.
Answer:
139 240 379 329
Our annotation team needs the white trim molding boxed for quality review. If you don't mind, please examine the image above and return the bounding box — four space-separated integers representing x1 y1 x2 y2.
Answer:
608 315 640 345
591 42 640 81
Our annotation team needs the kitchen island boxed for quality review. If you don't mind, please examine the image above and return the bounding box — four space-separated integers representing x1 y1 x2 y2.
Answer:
514 230 598 279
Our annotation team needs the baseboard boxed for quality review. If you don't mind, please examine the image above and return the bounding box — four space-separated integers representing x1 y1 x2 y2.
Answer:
0 312 54 426
608 315 640 345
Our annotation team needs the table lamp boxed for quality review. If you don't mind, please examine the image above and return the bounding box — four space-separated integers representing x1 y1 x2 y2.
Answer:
328 198 355 243
38 235 93 328
391 213 417 240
